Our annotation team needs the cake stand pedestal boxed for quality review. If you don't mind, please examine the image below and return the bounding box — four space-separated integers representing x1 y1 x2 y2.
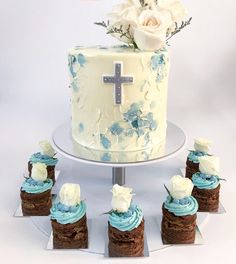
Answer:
52 121 186 185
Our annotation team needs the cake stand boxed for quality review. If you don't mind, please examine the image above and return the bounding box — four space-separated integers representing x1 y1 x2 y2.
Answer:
52 121 187 185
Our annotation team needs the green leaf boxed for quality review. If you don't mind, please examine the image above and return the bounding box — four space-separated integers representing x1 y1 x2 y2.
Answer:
101 209 114 216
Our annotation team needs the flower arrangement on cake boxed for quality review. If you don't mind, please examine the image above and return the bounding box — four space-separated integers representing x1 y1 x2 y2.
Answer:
161 175 198 244
95 0 191 51
107 184 144 257
192 156 225 212
28 140 58 184
186 138 212 179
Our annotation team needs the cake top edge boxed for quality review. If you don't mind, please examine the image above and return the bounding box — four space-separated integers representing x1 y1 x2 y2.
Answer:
68 45 168 55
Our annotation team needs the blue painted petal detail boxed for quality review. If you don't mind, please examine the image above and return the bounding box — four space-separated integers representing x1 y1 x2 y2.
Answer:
100 134 111 149
68 54 77 78
151 50 167 82
71 81 79 92
109 123 124 135
150 120 158 131
78 123 84 133
101 153 111 162
77 53 86 67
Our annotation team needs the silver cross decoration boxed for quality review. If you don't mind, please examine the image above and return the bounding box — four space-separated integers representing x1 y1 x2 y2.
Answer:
103 62 134 105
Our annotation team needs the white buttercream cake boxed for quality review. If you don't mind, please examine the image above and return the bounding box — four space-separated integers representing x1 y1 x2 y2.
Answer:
69 45 169 152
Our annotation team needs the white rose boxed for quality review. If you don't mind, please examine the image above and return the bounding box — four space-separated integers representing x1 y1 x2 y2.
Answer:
108 1 141 44
59 183 81 207
39 140 55 157
194 138 212 153
159 0 187 23
142 0 158 10
31 163 48 182
111 184 134 213
169 175 193 200
199 156 220 176
133 9 172 51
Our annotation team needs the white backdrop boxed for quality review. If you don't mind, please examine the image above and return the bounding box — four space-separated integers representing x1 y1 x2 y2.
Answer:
1 0 236 263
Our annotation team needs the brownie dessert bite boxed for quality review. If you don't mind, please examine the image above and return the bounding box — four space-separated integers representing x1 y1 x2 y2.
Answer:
21 163 53 216
50 183 88 249
108 184 144 257
28 140 58 184
186 138 212 179
161 175 198 244
192 156 221 212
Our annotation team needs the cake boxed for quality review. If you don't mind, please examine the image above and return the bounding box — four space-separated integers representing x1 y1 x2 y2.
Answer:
50 183 88 249
186 138 212 179
20 163 53 216
192 156 221 212
161 175 198 244
107 184 144 257
28 140 58 184
69 0 190 152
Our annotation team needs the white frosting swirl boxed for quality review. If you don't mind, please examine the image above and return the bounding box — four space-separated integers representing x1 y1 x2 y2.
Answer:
59 183 81 207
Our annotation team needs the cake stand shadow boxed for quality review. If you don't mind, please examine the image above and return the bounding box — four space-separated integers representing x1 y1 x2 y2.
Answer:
51 121 186 185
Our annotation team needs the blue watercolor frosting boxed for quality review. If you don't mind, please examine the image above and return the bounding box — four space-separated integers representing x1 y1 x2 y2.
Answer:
68 54 77 78
68 53 86 92
109 123 124 135
21 178 53 194
151 49 167 82
50 201 86 225
77 53 86 67
164 196 198 216
29 152 58 166
123 103 158 137
101 153 111 162
78 123 84 133
188 150 208 163
100 134 111 149
101 103 158 148
192 172 220 190
109 204 143 232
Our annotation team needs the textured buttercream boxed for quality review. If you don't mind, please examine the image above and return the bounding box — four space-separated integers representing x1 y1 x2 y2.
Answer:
70 45 169 151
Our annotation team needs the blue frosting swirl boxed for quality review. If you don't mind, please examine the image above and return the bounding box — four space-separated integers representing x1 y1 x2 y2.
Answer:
50 201 86 224
164 196 198 216
21 177 53 194
188 150 207 163
192 172 220 190
109 204 143 232
29 152 58 166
